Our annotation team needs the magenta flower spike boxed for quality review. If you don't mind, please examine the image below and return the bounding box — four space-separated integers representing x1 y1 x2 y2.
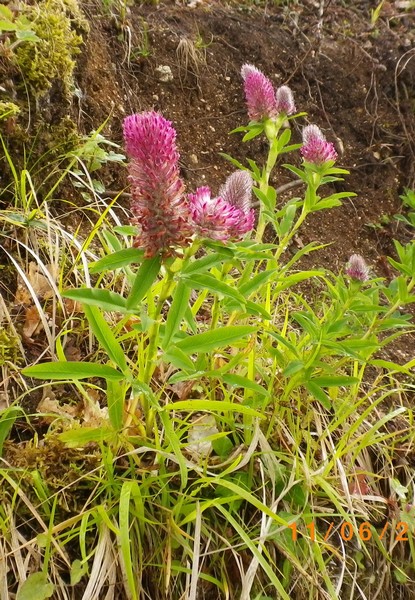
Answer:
301 124 338 165
188 172 254 241
345 254 370 282
275 85 296 116
123 112 190 258
241 64 278 122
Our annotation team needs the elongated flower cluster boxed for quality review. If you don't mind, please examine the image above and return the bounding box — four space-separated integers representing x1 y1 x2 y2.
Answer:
345 254 370 282
241 64 296 122
301 124 338 165
188 171 255 241
123 112 255 256
123 112 190 257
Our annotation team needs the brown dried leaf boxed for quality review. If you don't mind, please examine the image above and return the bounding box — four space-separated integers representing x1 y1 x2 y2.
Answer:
22 305 43 338
64 343 82 362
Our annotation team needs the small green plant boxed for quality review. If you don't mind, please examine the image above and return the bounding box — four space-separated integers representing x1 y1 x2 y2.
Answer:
395 187 415 228
371 0 385 25
14 65 414 599
0 4 40 51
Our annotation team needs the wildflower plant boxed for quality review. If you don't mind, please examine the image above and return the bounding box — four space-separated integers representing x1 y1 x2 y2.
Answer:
18 64 415 599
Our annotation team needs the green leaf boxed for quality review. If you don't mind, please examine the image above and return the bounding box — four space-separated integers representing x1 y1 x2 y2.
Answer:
277 203 297 237
310 375 359 387
113 225 138 236
22 362 124 381
305 381 331 410
0 20 17 32
163 280 192 349
221 374 268 397
277 128 291 151
165 400 264 419
63 288 128 313
310 198 342 212
0 407 24 457
175 326 256 354
183 273 246 306
84 305 128 372
119 482 139 600
182 252 224 275
245 301 272 320
218 153 248 172
283 360 305 377
89 248 144 273
126 256 161 309
17 572 54 600
275 271 324 292
239 269 278 297
0 5 14 20
164 346 196 371
107 379 126 431
283 164 308 183
59 426 116 447
70 560 89 586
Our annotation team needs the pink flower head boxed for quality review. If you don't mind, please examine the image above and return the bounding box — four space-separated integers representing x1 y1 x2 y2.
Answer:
301 124 338 165
275 85 296 116
123 112 190 258
188 172 254 241
241 64 278 122
345 254 370 282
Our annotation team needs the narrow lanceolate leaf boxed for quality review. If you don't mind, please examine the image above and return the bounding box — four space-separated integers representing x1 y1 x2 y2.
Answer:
107 379 125 431
162 280 192 349
182 273 246 306
89 248 144 273
126 255 161 309
310 375 359 387
64 288 128 313
59 427 116 447
0 407 24 457
305 381 331 410
175 326 256 355
220 374 268 397
84 304 128 373
182 252 224 275
165 400 264 419
275 271 324 292
238 269 278 297
22 362 124 381
119 482 139 600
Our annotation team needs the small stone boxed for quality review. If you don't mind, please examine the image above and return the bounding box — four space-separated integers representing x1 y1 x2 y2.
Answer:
189 153 198 165
155 65 173 83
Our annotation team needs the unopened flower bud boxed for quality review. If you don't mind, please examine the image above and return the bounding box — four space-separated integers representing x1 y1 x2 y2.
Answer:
346 254 370 282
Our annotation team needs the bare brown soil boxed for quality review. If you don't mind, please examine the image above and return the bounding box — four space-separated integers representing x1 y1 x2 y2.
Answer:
78 0 415 267
75 0 415 360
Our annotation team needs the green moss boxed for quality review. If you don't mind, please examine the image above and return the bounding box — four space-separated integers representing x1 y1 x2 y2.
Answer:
14 0 89 98
0 328 20 367
0 101 20 120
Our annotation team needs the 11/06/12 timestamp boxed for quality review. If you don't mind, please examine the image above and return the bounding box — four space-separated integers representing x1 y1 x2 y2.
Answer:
288 521 410 543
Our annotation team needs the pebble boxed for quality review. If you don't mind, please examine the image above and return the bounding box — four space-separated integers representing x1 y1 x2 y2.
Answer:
155 65 173 83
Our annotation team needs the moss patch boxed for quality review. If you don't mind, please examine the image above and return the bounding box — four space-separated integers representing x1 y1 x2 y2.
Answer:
14 0 89 98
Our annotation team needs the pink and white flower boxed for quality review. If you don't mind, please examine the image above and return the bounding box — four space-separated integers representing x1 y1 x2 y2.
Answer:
189 172 255 241
241 64 296 122
345 254 370 282
301 124 338 165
